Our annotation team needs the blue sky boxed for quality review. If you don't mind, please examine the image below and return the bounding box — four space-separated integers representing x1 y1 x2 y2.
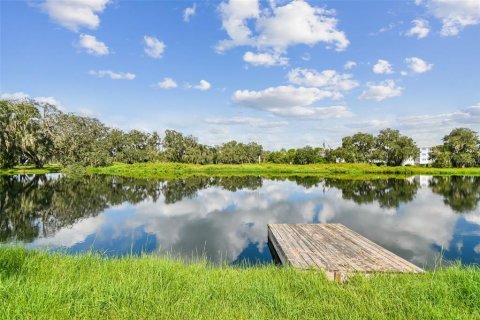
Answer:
1 0 479 149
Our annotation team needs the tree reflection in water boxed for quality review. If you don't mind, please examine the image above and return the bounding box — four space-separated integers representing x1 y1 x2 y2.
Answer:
323 178 420 208
1 174 479 244
429 176 480 213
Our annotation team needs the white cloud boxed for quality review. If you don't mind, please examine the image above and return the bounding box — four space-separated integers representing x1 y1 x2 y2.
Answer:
205 116 288 128
232 85 353 119
369 22 396 36
344 60 357 70
217 0 349 63
1 92 62 109
34 96 61 107
41 0 110 32
243 51 288 66
373 59 394 74
287 68 359 97
217 0 259 50
417 0 480 36
399 103 480 128
89 70 136 80
143 36 165 59
77 34 109 56
78 108 98 117
184 3 196 22
187 80 212 91
405 57 433 74
1 92 29 100
359 80 403 101
301 53 311 61
406 19 430 39
155 77 178 89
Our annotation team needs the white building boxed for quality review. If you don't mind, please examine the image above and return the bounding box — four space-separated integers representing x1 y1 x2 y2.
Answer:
401 147 432 166
417 147 432 165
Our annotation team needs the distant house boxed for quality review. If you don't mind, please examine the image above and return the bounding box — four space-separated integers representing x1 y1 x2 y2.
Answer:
401 147 432 166
416 147 432 165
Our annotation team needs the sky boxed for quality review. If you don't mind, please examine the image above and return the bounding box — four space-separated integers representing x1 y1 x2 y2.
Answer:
1 0 479 149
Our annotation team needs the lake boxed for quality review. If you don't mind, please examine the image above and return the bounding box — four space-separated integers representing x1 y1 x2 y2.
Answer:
1 174 479 268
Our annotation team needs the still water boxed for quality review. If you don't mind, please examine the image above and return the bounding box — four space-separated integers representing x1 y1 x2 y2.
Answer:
1 174 479 268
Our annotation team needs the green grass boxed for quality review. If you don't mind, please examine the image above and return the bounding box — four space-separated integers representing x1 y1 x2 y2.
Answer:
2 162 480 178
0 248 479 319
0 164 61 176
88 162 480 179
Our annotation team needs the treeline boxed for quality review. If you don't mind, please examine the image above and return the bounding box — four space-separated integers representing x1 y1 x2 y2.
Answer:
1 99 479 168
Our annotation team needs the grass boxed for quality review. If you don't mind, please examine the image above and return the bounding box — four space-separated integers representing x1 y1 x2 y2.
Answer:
88 162 480 179
0 164 61 176
2 162 480 179
0 248 479 319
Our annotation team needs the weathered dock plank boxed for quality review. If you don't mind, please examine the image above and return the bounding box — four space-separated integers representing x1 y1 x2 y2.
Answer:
268 224 423 281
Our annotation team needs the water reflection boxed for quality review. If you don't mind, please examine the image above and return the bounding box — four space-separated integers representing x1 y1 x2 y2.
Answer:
1 174 479 267
323 178 419 208
429 176 480 213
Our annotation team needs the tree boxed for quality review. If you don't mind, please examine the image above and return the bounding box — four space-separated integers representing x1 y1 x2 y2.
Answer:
0 100 52 168
429 145 452 168
162 130 187 163
337 133 376 163
50 114 112 166
440 128 479 168
375 129 419 166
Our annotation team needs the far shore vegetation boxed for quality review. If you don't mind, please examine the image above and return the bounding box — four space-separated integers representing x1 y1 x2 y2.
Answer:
2 163 480 178
1 247 479 319
1 99 480 173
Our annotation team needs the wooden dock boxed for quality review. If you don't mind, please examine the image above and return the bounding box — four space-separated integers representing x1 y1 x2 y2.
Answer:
268 224 423 281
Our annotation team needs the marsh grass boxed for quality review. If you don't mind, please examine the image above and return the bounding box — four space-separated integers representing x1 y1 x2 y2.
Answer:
89 162 480 179
2 163 480 178
0 248 479 319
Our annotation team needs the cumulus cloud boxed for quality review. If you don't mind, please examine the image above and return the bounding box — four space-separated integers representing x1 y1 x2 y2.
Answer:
0 92 30 100
405 57 433 74
373 59 394 74
1 92 62 108
243 51 288 66
89 70 136 80
186 80 212 91
184 3 196 22
406 19 430 39
154 78 178 89
344 60 357 70
143 36 165 59
416 0 480 36
359 80 403 101
233 85 353 119
287 68 359 98
41 0 110 32
77 34 109 56
205 116 288 128
217 0 349 65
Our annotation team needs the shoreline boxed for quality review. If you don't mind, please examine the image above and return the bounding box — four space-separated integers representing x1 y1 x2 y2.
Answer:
1 162 480 178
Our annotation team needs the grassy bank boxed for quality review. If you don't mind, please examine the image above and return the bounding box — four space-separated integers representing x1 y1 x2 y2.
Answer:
2 162 480 178
0 164 61 176
89 162 480 179
0 248 478 319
